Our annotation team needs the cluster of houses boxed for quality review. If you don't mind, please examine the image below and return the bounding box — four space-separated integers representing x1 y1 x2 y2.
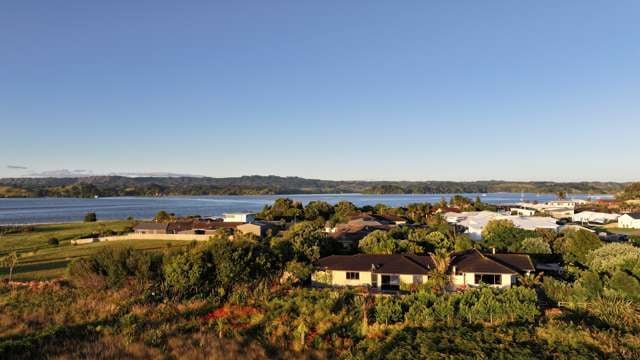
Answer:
133 212 283 238
443 210 559 241
312 249 535 290
128 199 639 293
446 199 640 238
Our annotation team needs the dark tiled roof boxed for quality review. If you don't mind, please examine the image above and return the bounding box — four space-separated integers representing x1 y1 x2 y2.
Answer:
167 221 196 233
624 213 640 219
133 222 168 231
316 254 434 275
377 214 407 222
327 228 372 242
451 249 534 274
193 221 243 229
491 253 535 272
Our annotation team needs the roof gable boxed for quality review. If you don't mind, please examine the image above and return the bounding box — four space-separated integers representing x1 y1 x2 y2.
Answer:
316 254 434 275
451 249 533 274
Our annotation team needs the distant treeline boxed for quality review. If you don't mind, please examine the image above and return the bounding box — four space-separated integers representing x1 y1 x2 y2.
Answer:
0 175 628 198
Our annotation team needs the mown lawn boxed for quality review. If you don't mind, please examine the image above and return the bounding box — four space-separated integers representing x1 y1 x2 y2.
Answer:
0 221 189 280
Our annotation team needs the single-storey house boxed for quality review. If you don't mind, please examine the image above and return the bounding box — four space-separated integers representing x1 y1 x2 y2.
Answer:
446 211 558 241
312 250 535 291
236 221 281 238
572 211 620 225
325 214 396 249
133 221 194 234
312 254 433 291
450 249 535 289
510 208 536 217
547 200 578 209
618 213 640 229
133 222 169 234
177 220 244 235
546 207 575 219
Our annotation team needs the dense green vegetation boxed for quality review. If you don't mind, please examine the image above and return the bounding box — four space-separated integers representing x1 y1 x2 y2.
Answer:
1 236 639 358
2 197 640 358
617 182 640 201
0 175 628 197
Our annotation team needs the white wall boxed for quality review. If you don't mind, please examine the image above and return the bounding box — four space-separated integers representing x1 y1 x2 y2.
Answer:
451 272 515 289
223 213 256 223
619 215 640 229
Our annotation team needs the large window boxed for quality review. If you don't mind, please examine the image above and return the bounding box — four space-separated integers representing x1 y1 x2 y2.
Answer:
346 272 360 280
474 274 502 285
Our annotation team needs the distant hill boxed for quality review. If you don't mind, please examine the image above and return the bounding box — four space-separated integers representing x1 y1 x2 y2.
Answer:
0 176 628 198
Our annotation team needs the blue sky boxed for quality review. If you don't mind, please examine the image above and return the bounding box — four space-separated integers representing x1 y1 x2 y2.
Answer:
1 1 639 181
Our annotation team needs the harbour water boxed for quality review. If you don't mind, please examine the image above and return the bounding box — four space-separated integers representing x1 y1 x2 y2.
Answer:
0 193 612 225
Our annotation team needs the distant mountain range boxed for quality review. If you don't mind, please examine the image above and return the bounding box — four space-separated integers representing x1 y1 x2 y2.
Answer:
0 175 628 198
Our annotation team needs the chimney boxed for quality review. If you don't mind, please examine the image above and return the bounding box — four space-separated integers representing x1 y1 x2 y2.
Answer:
492 247 496 255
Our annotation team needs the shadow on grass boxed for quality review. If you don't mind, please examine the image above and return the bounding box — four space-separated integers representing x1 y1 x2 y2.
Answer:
0 260 69 276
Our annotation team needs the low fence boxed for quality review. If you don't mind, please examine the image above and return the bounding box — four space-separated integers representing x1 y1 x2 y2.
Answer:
70 233 213 245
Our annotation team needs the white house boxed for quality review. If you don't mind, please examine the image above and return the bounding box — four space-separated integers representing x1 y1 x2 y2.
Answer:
546 208 575 219
572 211 620 225
618 213 640 229
510 208 536 217
447 211 559 240
547 200 578 209
222 213 256 223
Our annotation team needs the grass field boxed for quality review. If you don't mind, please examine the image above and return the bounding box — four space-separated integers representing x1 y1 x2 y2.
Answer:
602 223 640 236
0 221 189 280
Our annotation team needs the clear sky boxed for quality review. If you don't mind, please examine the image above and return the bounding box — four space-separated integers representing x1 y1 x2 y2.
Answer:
1 1 639 181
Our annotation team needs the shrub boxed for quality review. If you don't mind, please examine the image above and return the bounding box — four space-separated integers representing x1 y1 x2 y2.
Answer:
67 247 162 289
586 243 640 276
608 271 640 301
520 237 551 254
557 230 602 265
83 212 97 222
375 297 404 325
481 219 536 252
47 237 60 246
163 249 215 299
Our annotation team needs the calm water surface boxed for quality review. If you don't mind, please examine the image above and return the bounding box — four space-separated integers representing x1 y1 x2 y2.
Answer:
0 193 613 225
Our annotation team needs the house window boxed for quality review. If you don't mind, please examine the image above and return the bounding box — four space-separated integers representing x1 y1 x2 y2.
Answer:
413 275 423 284
346 272 360 280
474 274 502 285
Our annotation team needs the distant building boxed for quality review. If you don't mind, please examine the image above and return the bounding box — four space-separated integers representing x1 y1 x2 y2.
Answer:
134 219 243 235
546 208 574 219
510 208 536 217
572 211 620 225
223 213 256 223
547 199 589 209
325 213 399 249
178 219 243 235
618 213 640 229
445 211 558 241
133 222 169 234
236 221 281 238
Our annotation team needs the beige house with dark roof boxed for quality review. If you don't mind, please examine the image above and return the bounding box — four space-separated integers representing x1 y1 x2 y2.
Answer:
313 254 433 291
449 249 535 289
313 250 535 291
